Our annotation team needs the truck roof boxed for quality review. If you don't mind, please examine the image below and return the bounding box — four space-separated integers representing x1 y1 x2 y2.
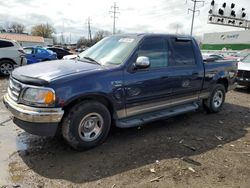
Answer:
115 33 193 40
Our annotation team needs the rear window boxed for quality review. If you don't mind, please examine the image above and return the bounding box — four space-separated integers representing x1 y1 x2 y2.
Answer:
0 40 14 48
170 38 196 66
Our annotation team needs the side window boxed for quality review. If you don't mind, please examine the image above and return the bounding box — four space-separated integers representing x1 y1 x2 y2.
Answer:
170 38 196 66
37 48 47 54
138 37 168 68
37 49 42 54
0 40 14 48
24 48 33 54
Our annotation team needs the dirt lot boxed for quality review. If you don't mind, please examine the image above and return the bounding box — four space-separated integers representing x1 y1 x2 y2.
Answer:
0 77 250 188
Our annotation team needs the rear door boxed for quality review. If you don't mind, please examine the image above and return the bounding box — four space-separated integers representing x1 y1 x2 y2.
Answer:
35 48 50 61
168 37 204 104
24 48 38 64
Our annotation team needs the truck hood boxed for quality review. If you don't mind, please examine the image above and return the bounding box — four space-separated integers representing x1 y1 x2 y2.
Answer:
238 62 250 71
12 60 102 85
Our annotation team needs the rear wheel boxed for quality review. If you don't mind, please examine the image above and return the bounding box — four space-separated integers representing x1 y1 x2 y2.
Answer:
0 60 14 76
203 84 226 113
62 101 111 151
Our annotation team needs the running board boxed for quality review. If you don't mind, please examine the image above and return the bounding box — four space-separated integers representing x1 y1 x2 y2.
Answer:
116 103 199 128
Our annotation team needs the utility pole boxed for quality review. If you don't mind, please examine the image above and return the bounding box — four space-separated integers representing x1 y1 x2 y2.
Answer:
188 0 204 36
70 33 71 45
109 2 119 34
87 17 92 42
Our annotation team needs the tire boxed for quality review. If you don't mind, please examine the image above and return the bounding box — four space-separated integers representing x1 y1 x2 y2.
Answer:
41 59 50 62
0 60 14 76
203 84 226 113
61 101 111 151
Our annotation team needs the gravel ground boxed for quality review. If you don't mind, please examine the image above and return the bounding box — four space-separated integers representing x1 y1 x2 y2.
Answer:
0 77 250 188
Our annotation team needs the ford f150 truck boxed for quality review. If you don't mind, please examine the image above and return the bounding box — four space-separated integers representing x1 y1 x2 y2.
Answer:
3 34 237 150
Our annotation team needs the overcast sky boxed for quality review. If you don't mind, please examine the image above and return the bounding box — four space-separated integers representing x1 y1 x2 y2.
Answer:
0 0 249 42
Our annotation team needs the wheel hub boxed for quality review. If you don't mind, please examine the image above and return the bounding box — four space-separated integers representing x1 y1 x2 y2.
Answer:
78 113 104 142
213 90 223 108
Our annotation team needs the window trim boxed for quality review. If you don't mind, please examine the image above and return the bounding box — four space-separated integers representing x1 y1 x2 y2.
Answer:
135 36 170 71
169 37 197 67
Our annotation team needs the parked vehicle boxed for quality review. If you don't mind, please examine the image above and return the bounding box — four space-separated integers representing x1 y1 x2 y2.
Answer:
237 54 250 88
0 39 27 75
62 54 77 60
3 34 237 150
23 47 57 64
233 49 250 61
46 47 72 59
202 53 224 61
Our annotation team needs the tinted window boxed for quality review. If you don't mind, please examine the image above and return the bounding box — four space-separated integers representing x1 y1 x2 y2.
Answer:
0 40 14 48
138 37 168 68
48 48 58 53
170 38 196 66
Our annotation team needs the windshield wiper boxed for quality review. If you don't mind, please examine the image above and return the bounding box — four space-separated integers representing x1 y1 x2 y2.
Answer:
83 56 101 65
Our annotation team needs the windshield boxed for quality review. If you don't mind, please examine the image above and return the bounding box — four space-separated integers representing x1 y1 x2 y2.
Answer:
235 51 250 58
78 36 139 66
242 54 250 63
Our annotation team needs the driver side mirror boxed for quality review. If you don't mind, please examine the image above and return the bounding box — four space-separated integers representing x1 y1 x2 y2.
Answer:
134 56 150 69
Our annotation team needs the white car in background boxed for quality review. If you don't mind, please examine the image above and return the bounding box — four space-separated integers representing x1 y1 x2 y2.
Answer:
62 54 78 60
0 39 27 76
237 54 250 88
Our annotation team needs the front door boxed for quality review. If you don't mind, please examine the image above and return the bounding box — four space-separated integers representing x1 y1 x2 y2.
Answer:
123 36 177 117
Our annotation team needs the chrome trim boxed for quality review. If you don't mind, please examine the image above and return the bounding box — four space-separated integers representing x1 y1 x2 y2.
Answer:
8 77 56 107
199 92 210 99
8 87 18 101
3 94 64 123
116 109 127 119
8 78 22 102
125 95 199 117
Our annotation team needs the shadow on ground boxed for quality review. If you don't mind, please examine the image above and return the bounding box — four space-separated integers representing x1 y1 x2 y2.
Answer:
17 102 250 183
234 86 250 94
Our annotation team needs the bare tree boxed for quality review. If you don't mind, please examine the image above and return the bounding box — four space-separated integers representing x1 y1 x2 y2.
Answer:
77 30 111 48
7 22 25 33
93 30 111 43
31 24 55 38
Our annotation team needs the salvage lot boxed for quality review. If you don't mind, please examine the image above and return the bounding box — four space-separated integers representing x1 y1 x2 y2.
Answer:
0 77 250 188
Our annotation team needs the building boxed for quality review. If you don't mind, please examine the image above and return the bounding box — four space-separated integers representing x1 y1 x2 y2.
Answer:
0 33 53 47
202 30 250 50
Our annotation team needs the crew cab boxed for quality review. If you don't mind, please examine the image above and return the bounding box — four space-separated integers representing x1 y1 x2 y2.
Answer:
3 34 237 150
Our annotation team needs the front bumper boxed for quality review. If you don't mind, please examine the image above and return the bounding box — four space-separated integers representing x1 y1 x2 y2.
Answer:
3 94 64 136
236 78 250 87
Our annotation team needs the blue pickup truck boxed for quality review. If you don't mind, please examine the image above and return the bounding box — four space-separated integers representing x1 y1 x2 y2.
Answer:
3 34 237 150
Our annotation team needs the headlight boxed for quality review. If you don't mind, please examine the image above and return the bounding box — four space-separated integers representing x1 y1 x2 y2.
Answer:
22 87 56 107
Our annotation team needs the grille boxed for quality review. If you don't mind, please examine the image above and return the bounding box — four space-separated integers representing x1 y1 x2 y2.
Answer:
243 71 250 78
8 77 22 101
237 70 244 78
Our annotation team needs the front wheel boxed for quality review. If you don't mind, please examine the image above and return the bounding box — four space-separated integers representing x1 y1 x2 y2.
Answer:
203 84 226 113
61 101 111 150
